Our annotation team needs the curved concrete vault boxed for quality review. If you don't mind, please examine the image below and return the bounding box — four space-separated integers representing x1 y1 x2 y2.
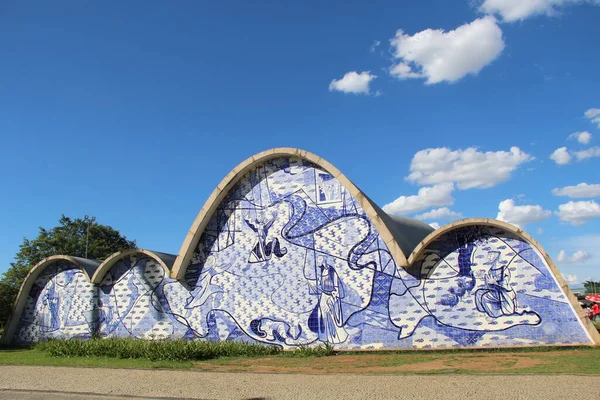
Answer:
4 148 599 348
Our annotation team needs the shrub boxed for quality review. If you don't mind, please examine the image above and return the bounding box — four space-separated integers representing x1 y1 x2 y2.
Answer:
35 338 281 361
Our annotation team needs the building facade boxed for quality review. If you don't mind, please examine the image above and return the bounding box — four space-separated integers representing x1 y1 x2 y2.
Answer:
4 148 598 349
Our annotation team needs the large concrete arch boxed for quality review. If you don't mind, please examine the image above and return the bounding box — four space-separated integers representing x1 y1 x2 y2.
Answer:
1 255 101 344
91 249 176 285
406 218 600 345
170 147 412 280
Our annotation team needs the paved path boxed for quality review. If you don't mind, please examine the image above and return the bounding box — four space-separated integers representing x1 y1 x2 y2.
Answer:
1 366 599 399
0 389 190 400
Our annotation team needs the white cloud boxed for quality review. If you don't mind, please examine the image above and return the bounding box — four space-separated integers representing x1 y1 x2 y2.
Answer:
556 200 600 226
369 40 380 52
429 222 441 229
557 249 592 264
382 183 454 215
549 147 572 165
585 108 600 128
329 71 377 95
568 131 592 145
552 183 600 198
572 250 592 263
414 207 463 221
406 147 533 189
390 62 423 79
479 0 597 22
389 17 505 84
573 146 600 161
550 146 600 164
564 274 579 286
537 227 544 235
496 199 552 228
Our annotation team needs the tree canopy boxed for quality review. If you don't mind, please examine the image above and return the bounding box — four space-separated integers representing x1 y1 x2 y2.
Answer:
0 215 136 327
583 280 600 295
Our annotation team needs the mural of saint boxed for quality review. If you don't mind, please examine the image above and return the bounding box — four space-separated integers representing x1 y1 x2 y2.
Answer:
308 256 348 344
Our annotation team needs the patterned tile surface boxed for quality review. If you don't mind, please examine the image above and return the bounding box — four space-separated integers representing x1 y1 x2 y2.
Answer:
15 157 593 348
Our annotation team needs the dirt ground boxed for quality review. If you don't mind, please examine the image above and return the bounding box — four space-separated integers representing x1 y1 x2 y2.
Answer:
193 350 581 374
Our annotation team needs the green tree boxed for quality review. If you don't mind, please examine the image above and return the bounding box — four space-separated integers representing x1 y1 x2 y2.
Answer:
583 280 600 295
0 215 136 327
0 282 19 329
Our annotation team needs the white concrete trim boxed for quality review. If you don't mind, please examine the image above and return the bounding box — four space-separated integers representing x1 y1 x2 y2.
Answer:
170 147 410 280
407 218 600 345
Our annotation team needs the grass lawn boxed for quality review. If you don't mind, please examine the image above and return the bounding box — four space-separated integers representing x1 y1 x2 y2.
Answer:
0 346 192 369
193 346 600 375
1 344 600 374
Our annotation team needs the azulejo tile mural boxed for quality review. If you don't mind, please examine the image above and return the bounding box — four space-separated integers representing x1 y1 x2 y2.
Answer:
16 261 95 342
11 154 596 348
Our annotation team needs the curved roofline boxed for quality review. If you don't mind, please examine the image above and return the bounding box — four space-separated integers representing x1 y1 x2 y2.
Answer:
170 147 410 280
407 218 600 345
1 255 101 344
91 248 176 284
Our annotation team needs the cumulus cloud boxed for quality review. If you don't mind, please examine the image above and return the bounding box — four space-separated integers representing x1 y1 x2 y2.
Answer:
568 131 592 145
389 17 505 84
382 183 454 215
414 207 463 221
496 199 551 228
329 71 377 95
564 274 579 286
573 147 600 161
555 200 600 226
585 108 600 128
406 147 532 189
429 222 441 229
557 249 592 264
479 0 598 22
549 147 572 165
550 146 600 164
552 183 600 198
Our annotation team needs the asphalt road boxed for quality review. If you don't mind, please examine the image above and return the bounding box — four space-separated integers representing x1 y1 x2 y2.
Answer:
1 366 599 400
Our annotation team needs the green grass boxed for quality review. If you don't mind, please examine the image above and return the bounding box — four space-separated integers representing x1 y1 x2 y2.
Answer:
1 340 599 374
193 346 600 375
284 343 335 357
34 338 281 361
0 346 191 369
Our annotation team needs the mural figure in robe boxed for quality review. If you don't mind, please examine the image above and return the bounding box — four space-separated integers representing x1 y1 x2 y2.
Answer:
309 256 348 344
40 279 61 333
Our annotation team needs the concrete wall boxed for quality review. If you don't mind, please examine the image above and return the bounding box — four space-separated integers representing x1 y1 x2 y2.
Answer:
11 156 596 348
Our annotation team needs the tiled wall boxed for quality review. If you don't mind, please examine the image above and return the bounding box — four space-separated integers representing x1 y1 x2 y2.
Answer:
15 157 594 348
16 261 95 343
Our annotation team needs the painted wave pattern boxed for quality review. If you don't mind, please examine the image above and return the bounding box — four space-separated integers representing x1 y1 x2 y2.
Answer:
15 157 592 348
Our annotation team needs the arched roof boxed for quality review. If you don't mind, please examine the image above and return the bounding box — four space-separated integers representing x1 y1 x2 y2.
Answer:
2 249 176 344
406 218 600 345
1 255 101 344
170 147 431 280
90 248 176 284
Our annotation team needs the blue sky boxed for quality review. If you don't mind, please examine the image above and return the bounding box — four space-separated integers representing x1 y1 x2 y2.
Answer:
1 0 599 286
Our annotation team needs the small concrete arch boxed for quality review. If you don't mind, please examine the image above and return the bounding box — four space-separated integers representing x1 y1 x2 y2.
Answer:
1 255 101 344
170 147 412 281
406 218 600 345
91 249 176 285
